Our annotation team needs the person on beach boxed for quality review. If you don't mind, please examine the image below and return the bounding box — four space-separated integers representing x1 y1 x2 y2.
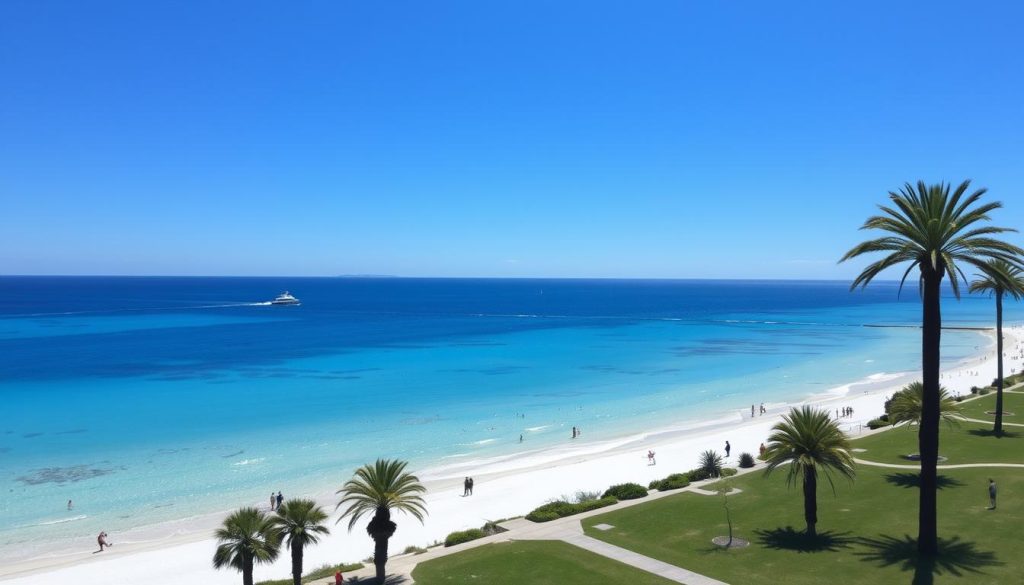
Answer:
989 478 997 510
270 493 276 511
468 477 474 495
571 426 577 439
725 441 731 458
463 477 470 496
67 499 73 511
759 442 766 458
276 491 283 509
519 434 523 443
751 404 755 418
647 450 656 465
96 531 111 552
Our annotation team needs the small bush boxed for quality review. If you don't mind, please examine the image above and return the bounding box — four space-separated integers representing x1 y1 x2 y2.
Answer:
738 452 756 468
572 490 602 503
650 473 690 491
698 450 724 479
602 483 648 500
445 528 486 547
955 395 964 402
867 417 890 430
526 496 618 522
721 467 738 477
403 545 428 555
979 387 991 395
971 386 980 395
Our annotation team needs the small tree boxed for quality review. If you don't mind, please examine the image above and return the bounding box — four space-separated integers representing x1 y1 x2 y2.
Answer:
213 507 280 585
698 450 724 479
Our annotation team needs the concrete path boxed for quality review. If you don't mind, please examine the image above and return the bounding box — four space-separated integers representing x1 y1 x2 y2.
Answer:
853 457 1024 470
962 416 1024 427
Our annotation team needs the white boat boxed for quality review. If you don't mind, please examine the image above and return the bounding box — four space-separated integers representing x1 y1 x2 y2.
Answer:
271 291 300 305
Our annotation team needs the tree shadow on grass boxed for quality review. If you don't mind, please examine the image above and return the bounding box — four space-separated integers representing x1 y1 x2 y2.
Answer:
967 428 1021 439
884 473 965 490
753 526 854 553
855 534 1002 585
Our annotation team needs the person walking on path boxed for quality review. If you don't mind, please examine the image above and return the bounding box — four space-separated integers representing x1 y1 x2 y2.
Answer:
989 478 997 510
725 441 731 458
335 570 344 584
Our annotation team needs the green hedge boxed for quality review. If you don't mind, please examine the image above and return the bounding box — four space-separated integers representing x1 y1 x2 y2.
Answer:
526 496 618 522
649 473 690 491
602 482 648 500
444 528 486 547
721 467 738 477
867 417 890 430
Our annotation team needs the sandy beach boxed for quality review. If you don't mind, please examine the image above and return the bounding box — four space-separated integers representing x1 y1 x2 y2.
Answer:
3 324 1022 585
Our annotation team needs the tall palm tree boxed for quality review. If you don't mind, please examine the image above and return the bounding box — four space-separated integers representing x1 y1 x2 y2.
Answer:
887 382 963 428
970 258 1024 436
336 459 427 585
273 498 331 585
841 180 1021 554
763 406 855 537
213 507 281 585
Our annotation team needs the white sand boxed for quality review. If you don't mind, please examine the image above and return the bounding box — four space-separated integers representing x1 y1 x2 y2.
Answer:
3 325 1022 585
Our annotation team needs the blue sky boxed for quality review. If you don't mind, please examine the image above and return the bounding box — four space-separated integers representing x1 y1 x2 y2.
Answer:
2 1 1022 278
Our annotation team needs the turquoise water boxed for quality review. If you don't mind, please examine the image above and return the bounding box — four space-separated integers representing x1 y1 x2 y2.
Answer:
0 277 1016 558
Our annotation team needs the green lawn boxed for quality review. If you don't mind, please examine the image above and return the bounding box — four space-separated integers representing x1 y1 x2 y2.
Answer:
851 417 1024 465
578 419 1023 585
410 540 679 585
957 391 1024 421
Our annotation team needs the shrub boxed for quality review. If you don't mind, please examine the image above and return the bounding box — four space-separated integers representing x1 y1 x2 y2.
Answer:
572 490 602 503
445 528 486 547
955 395 964 402
526 496 618 522
403 545 428 555
867 417 890 430
602 482 648 500
738 452 756 468
971 386 980 395
721 467 738 477
979 387 991 395
650 473 690 491
697 450 723 479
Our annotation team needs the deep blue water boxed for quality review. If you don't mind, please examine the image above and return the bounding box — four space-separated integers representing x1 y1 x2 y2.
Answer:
0 276 1017 557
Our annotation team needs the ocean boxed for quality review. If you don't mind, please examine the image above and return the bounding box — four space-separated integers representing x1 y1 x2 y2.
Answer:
0 276 1018 560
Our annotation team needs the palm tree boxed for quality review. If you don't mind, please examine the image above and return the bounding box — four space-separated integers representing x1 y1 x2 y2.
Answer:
336 459 427 585
763 406 855 537
887 382 964 428
841 180 1021 554
213 507 281 585
273 498 330 585
970 258 1024 436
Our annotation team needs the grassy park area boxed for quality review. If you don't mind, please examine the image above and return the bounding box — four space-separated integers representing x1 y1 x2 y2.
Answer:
412 392 1024 585
410 540 677 585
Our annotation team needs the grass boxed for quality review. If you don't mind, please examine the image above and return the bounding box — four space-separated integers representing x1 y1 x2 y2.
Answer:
255 562 364 585
410 540 678 585
578 414 1023 585
957 391 1024 421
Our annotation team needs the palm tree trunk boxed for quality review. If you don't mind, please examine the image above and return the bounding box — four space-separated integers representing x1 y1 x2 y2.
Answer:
243 553 254 585
995 291 1004 437
291 541 303 585
803 467 817 537
374 536 389 585
918 270 941 555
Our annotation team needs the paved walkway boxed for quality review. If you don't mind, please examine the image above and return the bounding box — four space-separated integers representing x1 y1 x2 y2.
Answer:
962 416 1024 427
564 533 729 585
854 457 1024 470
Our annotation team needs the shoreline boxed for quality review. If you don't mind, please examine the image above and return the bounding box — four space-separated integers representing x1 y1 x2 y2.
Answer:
2 324 1020 584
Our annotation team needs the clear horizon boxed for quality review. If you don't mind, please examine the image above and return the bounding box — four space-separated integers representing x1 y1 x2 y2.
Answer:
2 2 1023 279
